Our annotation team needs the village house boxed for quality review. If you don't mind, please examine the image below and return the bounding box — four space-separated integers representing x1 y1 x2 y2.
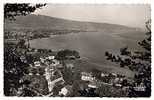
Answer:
59 85 72 96
28 72 33 76
81 72 96 82
40 57 45 63
88 82 98 89
44 66 65 92
34 61 41 67
101 72 108 77
47 77 65 92
114 84 122 87
36 73 40 76
111 73 117 77
66 55 76 60
100 72 125 86
20 55 27 63
51 59 60 66
48 56 55 60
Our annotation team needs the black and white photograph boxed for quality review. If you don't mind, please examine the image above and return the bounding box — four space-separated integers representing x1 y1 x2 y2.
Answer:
4 3 151 97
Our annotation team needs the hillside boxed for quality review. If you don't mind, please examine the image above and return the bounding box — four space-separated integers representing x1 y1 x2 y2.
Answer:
4 14 144 34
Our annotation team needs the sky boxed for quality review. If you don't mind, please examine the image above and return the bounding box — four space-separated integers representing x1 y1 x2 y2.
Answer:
34 4 151 29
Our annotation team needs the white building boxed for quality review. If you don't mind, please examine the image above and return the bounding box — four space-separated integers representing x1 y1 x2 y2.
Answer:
115 84 122 87
44 67 64 92
48 56 55 60
81 72 95 82
36 73 40 76
88 83 97 88
59 85 72 96
28 73 33 76
52 59 60 66
40 57 45 63
20 55 27 63
101 72 108 77
59 87 68 96
111 73 117 77
34 61 41 67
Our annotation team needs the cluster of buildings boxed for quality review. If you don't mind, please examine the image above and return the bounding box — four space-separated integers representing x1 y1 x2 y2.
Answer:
19 51 77 96
81 71 127 88
5 31 27 39
80 71 146 93
17 47 146 96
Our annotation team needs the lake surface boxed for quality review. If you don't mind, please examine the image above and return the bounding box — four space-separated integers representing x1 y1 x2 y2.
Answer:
30 32 142 77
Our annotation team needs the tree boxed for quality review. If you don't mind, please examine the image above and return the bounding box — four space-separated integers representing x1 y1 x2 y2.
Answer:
17 39 26 48
105 20 151 97
79 88 99 97
4 3 46 20
4 3 46 96
91 68 102 79
56 49 80 60
61 65 74 85
4 44 29 96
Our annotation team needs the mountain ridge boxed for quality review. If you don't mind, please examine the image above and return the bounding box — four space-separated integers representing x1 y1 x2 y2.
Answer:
4 14 144 34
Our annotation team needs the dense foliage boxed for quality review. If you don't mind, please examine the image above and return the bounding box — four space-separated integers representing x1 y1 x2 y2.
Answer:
4 43 29 96
4 3 46 96
105 20 151 97
4 3 45 20
56 49 80 60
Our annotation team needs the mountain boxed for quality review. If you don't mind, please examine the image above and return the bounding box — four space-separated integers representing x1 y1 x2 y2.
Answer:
4 14 144 34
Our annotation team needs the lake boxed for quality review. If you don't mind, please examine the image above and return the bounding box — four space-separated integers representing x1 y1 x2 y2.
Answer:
30 32 143 77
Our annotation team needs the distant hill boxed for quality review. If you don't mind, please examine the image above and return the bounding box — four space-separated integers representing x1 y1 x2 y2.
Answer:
4 14 144 34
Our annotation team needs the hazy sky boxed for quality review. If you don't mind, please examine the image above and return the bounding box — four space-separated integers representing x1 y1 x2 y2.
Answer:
34 4 151 29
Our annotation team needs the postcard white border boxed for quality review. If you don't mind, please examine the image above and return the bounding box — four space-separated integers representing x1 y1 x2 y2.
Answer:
0 0 153 100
